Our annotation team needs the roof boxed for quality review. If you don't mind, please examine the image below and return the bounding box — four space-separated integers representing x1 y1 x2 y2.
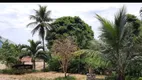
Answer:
20 56 32 62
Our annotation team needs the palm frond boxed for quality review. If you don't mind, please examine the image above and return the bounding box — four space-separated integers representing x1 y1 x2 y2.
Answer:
31 25 40 36
36 46 43 51
96 14 117 46
27 21 38 27
114 5 127 41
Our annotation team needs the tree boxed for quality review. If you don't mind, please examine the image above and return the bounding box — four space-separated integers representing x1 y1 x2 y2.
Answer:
126 14 141 36
96 6 142 80
74 40 107 74
21 40 44 70
27 5 52 51
51 37 78 77
46 16 94 49
27 5 53 70
0 41 22 68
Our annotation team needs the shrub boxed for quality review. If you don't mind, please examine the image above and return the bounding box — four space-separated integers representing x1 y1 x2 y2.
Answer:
2 68 25 75
68 58 87 74
1 68 33 75
47 57 61 72
105 75 117 80
125 76 139 80
54 76 76 80
138 77 142 80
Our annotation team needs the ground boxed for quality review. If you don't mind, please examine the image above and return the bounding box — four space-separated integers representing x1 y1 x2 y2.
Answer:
0 71 105 80
0 62 105 80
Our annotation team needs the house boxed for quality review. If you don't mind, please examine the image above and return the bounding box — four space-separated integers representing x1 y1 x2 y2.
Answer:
19 56 45 70
20 56 33 65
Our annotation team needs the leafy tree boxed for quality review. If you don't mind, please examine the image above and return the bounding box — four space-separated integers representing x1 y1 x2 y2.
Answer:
21 40 45 70
0 41 22 68
51 37 78 77
96 6 142 80
27 5 53 70
46 16 94 49
74 40 107 74
126 14 141 36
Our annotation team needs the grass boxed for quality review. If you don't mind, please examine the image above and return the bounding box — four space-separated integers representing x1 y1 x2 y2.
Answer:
0 71 105 80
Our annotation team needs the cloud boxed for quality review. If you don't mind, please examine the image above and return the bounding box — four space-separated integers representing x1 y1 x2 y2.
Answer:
0 3 141 45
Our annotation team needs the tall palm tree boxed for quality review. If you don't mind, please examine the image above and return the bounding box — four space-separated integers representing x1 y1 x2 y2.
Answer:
96 6 142 80
27 5 53 70
27 5 52 51
21 40 44 70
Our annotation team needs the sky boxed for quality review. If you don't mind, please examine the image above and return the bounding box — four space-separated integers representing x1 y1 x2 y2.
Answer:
0 3 142 45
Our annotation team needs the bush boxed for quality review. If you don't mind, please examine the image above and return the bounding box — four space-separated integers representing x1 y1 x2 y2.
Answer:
125 76 139 80
105 75 117 80
138 77 142 80
68 58 87 74
1 68 33 75
54 76 76 80
47 57 61 72
2 68 25 75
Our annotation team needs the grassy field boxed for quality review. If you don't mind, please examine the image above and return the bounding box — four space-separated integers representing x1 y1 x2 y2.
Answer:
0 71 105 80
0 62 105 80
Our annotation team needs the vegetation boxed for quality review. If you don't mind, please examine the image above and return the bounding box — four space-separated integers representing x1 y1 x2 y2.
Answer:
46 16 94 49
0 4 142 80
96 6 142 80
27 5 53 70
21 40 47 70
0 40 22 68
74 40 107 74
51 37 78 77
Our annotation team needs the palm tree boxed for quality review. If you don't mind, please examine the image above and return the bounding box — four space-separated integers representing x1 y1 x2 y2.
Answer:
21 40 44 70
96 6 142 80
27 5 52 51
27 5 53 70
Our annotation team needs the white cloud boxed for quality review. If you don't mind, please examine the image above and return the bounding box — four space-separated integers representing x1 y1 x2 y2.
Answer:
0 3 141 44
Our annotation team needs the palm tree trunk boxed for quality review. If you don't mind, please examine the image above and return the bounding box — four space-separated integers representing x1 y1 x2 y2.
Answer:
42 38 45 71
33 59 36 70
43 38 45 51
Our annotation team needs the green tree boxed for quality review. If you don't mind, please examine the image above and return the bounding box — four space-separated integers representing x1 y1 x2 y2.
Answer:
46 16 94 49
21 40 45 70
74 40 107 74
126 14 141 36
96 6 142 80
0 41 22 68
